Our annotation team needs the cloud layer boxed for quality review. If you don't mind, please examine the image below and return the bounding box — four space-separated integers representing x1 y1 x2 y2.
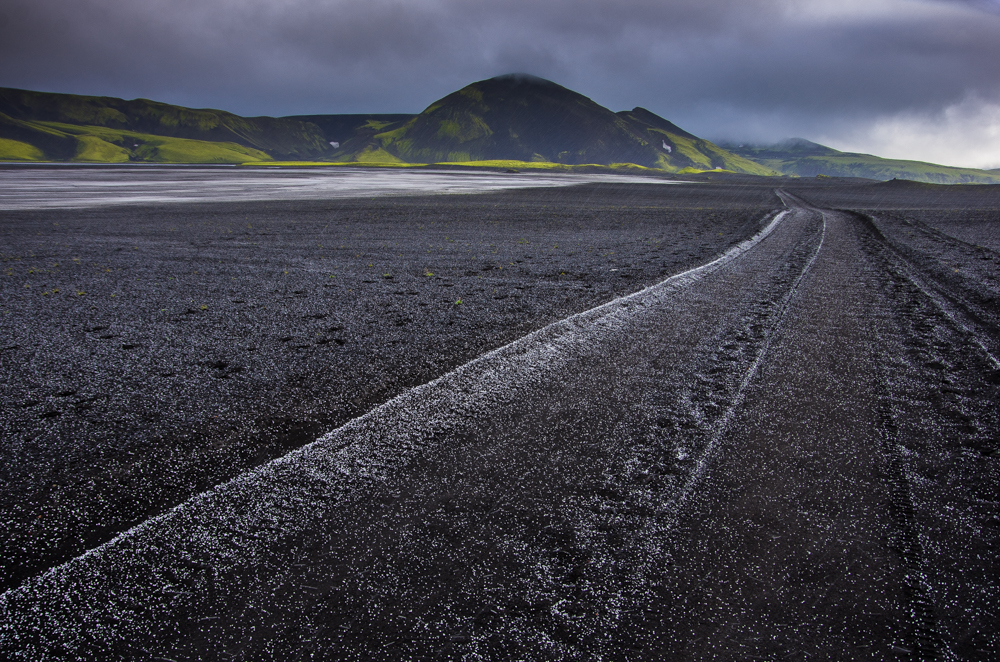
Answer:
2 0 999 167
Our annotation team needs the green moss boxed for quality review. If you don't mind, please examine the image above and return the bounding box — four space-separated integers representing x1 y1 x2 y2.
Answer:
240 161 324 166
372 117 419 149
439 159 572 171
0 137 45 161
73 135 129 162
148 139 271 163
434 116 492 143
459 87 484 103
155 112 179 128
669 135 713 169
353 146 406 164
32 122 271 163
13 119 70 138
374 125 409 146
93 107 129 125
652 153 677 172
35 121 106 137
436 159 627 173
394 138 415 154
678 167 735 174
51 101 128 127
437 120 462 139
241 160 423 167
1 87 333 160
608 162 659 172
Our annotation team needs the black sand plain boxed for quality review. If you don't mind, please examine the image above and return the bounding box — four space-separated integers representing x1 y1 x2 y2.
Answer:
1 172 998 660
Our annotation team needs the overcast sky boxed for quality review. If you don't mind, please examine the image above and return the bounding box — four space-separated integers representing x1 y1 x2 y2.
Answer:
2 0 999 168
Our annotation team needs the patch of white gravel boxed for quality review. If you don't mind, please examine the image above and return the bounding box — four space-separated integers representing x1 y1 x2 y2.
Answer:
0 166 683 210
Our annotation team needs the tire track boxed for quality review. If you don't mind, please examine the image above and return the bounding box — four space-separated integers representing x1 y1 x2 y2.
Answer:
857 211 1000 368
0 200 828 660
621 202 932 660
858 210 1000 660
671 189 827 516
786 197 942 661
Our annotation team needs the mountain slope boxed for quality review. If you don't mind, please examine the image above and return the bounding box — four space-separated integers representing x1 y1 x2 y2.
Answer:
285 114 417 147
724 138 1000 184
0 110 79 160
336 74 657 165
616 108 776 175
0 87 333 162
329 74 778 174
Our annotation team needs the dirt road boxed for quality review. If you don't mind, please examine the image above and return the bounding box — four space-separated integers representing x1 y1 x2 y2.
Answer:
1 189 996 660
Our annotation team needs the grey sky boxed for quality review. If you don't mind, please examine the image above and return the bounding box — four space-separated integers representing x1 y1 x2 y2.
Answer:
2 0 999 167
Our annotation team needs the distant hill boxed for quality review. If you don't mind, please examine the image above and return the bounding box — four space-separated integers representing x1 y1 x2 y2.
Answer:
325 74 778 175
0 87 334 163
4 81 994 181
722 138 1000 185
285 114 417 148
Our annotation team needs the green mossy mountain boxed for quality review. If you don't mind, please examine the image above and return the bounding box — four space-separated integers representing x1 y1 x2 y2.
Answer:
0 87 333 162
5 78 996 181
723 138 1000 185
327 74 777 174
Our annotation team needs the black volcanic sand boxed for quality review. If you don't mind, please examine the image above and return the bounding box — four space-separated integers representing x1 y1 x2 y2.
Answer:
0 182 776 591
1 177 999 660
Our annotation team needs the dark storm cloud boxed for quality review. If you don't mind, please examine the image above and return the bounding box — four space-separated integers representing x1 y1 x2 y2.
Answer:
1 0 999 158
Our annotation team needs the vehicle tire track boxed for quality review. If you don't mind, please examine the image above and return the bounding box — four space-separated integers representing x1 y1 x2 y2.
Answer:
621 199 935 660
857 211 1000 367
0 200 829 660
791 197 945 662
856 210 1000 660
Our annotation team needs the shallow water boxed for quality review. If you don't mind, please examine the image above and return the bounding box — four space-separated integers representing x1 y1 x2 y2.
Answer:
0 165 679 209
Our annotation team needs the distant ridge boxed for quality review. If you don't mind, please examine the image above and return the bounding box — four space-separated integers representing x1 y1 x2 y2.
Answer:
0 87 333 162
722 138 1000 185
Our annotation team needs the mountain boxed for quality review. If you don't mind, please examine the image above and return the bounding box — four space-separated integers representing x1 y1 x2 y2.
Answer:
10 79 990 181
326 74 777 175
722 138 1000 185
0 87 334 163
